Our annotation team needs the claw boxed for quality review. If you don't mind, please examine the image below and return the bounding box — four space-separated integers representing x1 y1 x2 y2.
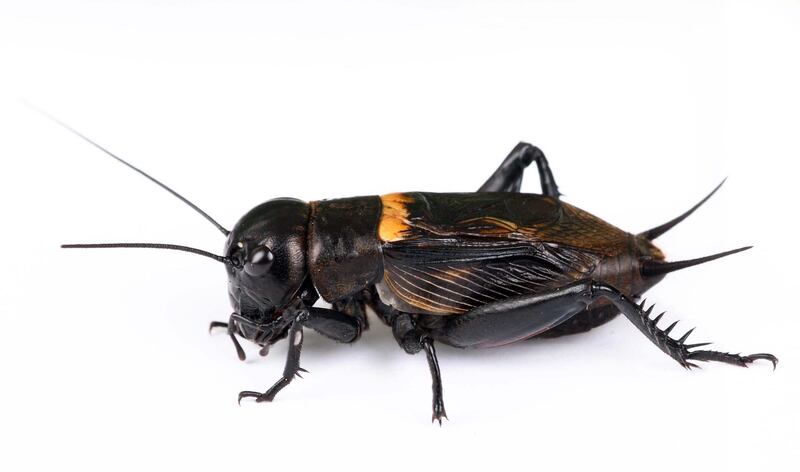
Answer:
431 399 448 426
431 412 448 426
745 353 779 370
238 390 264 405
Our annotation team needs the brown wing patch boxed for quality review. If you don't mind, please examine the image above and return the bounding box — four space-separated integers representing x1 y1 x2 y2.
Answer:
543 203 631 253
449 204 628 254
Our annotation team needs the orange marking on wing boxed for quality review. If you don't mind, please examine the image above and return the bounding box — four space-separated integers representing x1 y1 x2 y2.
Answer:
379 193 414 242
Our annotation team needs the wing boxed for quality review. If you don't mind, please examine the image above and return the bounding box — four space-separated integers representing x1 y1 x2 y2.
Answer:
379 192 629 252
377 192 631 315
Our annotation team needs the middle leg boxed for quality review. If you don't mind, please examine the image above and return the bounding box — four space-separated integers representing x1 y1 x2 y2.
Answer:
368 290 448 424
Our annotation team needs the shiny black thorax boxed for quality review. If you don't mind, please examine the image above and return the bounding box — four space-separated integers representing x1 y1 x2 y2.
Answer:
307 196 384 302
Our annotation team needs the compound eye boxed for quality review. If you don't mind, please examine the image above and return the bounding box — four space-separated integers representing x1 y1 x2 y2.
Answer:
244 246 274 276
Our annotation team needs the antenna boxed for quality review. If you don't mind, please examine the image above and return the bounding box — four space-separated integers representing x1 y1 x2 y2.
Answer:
61 243 233 265
26 102 230 236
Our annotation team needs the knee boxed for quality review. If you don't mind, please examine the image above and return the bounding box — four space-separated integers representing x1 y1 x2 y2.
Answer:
515 142 542 165
392 315 424 354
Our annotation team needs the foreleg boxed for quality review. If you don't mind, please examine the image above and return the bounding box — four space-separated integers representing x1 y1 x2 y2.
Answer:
237 306 365 404
238 316 307 403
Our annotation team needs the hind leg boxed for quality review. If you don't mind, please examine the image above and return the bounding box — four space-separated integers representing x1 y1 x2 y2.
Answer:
430 280 777 369
478 142 561 197
427 282 589 348
534 303 620 338
589 283 777 369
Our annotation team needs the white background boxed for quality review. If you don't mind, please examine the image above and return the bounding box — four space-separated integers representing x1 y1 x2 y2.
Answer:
1 1 798 471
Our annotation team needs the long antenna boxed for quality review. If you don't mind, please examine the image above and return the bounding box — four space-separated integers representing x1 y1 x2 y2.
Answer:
26 102 230 237
61 243 232 265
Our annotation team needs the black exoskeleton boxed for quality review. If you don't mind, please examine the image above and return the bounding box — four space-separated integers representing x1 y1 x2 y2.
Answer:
52 111 777 424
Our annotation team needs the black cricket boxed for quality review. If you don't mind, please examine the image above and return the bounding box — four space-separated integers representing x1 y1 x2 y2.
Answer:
53 115 777 423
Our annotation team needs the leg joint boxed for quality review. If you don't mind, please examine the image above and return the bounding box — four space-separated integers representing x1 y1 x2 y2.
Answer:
587 280 622 302
513 142 542 167
393 314 425 354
